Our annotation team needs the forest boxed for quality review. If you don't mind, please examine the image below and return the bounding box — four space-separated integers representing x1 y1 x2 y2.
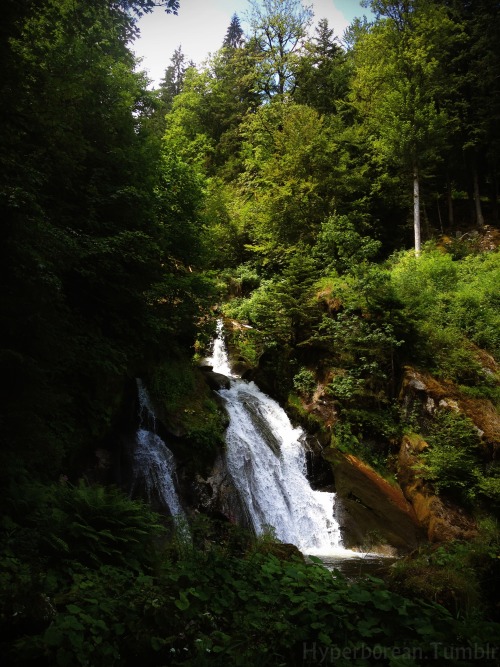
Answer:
1 0 499 664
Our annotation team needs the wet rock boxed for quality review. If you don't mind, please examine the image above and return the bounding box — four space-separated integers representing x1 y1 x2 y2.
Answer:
203 371 231 391
241 395 281 456
303 435 336 491
191 455 253 530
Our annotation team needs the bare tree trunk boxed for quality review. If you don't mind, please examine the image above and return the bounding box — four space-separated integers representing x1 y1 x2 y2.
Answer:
473 170 484 227
473 150 484 228
437 195 443 234
491 169 499 224
446 178 454 229
413 164 421 256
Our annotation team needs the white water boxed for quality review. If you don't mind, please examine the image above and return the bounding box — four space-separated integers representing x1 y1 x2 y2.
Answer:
207 319 237 377
206 322 348 555
132 380 186 522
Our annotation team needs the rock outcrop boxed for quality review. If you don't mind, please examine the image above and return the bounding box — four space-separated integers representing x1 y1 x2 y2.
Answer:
200 367 231 391
400 366 500 455
397 433 477 542
323 448 424 554
395 366 497 542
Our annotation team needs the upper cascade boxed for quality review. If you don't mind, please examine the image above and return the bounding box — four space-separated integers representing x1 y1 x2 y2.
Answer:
205 319 238 378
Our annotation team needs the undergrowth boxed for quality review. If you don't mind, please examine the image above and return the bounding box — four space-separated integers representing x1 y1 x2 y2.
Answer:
2 480 500 666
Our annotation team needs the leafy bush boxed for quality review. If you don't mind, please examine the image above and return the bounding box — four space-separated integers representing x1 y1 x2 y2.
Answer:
225 278 292 343
391 248 500 382
331 411 396 475
476 474 500 509
292 368 317 398
389 518 500 620
314 214 382 274
418 411 481 501
3 486 500 666
453 252 500 357
149 358 226 470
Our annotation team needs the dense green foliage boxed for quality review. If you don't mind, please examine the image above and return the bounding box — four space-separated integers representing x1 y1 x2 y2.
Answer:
0 0 213 487
2 484 499 666
2 0 500 664
389 517 500 619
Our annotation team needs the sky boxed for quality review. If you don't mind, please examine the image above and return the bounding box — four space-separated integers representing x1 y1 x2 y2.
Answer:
133 0 371 87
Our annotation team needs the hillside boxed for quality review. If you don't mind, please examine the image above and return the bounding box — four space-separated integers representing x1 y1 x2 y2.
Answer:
1 1 499 664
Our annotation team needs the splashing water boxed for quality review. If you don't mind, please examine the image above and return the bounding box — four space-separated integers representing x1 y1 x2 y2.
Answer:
207 321 347 555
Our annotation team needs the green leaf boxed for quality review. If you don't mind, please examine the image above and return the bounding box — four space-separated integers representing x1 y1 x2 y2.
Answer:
175 591 190 610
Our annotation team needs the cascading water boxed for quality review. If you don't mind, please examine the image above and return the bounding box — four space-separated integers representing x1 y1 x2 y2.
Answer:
132 379 186 522
206 322 344 554
208 319 237 378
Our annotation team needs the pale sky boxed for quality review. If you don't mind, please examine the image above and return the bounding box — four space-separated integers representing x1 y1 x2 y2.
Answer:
133 0 371 87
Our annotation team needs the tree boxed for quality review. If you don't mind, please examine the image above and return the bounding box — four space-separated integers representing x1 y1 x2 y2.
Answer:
223 13 244 48
438 0 500 227
158 45 187 109
162 43 260 176
118 0 180 17
294 18 349 114
0 0 207 482
353 0 459 254
237 101 327 267
246 0 313 98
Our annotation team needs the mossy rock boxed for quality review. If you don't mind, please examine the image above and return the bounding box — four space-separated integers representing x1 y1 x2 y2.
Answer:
147 354 227 474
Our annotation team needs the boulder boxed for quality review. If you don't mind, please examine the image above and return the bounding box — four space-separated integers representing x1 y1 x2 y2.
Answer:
203 371 231 391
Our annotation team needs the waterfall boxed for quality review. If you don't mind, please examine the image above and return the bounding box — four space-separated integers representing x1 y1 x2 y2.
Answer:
207 319 237 377
206 322 344 554
132 379 187 523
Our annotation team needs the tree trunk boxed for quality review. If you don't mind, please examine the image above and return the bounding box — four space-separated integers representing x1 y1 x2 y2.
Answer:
446 178 454 229
413 164 421 256
491 170 499 223
473 150 484 228
437 195 443 234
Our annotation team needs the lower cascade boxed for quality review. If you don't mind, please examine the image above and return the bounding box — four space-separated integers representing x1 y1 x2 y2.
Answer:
207 322 344 554
132 379 186 522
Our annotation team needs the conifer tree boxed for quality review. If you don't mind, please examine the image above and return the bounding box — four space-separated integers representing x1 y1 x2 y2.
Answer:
295 18 348 113
159 45 187 109
223 13 244 48
353 0 457 254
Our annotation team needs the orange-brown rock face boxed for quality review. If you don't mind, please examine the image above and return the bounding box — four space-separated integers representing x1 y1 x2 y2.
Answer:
398 433 477 543
324 448 424 553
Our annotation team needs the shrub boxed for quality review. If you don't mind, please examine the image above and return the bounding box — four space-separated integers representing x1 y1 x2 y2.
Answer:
3 498 500 666
419 411 481 501
391 248 500 382
292 368 316 398
314 214 382 274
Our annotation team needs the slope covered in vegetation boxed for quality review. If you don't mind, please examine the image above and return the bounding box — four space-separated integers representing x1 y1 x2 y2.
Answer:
1 0 499 664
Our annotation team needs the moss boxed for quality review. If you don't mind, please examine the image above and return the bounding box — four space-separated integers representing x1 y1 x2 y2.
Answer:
286 392 326 435
149 353 227 473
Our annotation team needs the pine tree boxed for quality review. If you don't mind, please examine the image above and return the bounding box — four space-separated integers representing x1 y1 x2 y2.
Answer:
223 13 244 49
295 18 348 114
159 45 186 109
